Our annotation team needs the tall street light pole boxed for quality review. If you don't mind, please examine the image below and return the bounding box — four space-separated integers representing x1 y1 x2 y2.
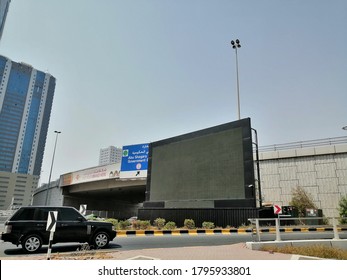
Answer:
231 39 241 120
44 130 61 205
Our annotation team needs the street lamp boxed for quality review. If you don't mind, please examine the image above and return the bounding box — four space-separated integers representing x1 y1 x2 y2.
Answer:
231 39 241 120
44 130 61 205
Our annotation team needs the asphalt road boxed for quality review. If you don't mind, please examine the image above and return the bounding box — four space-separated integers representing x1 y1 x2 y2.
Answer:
1 231 346 259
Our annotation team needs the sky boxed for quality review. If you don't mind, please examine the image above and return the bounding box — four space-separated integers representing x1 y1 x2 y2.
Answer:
0 0 346 184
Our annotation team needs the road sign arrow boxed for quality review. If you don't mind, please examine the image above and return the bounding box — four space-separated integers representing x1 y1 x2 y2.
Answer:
79 204 87 216
274 204 282 215
46 211 58 232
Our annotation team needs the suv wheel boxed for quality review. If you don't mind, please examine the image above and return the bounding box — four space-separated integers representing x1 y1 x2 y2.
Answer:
92 232 110 249
22 234 42 253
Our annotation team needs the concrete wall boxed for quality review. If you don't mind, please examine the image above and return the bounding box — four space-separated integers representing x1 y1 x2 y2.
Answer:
258 144 347 218
62 195 141 219
32 179 63 206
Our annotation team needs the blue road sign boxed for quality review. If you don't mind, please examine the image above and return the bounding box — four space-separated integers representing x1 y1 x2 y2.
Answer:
121 143 149 172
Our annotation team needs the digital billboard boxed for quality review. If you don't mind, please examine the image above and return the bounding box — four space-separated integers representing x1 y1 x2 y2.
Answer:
145 118 255 208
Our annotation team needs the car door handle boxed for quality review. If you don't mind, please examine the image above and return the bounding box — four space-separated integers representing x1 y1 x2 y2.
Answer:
61 224 69 226
36 224 44 227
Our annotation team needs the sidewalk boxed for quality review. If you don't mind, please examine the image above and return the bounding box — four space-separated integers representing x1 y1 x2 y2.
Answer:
101 243 294 260
0 243 294 260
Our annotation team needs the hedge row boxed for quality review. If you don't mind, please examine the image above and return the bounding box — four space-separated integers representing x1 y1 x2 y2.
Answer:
101 217 216 230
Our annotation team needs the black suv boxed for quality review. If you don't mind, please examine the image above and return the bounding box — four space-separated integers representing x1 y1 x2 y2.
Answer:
1 206 117 253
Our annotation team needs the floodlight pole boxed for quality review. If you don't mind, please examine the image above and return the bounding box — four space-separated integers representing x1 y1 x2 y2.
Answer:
231 39 241 120
44 131 61 205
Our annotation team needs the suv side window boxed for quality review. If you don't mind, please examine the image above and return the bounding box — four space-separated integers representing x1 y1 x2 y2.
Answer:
13 208 36 220
59 208 84 221
11 208 50 221
33 209 50 221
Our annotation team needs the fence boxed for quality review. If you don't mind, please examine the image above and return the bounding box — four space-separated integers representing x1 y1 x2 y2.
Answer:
248 217 346 242
85 210 117 219
138 208 259 228
258 136 347 152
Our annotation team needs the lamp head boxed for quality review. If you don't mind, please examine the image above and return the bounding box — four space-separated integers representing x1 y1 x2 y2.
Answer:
231 39 241 48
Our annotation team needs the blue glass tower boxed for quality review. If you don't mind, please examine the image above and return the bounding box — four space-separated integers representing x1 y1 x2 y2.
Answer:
0 55 56 176
0 0 11 41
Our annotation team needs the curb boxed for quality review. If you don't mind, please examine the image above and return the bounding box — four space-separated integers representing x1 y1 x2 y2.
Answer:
115 227 347 237
259 227 347 233
116 228 252 237
246 239 347 251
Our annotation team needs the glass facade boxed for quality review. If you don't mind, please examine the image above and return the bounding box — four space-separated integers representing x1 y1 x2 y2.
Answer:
0 0 11 41
0 55 56 176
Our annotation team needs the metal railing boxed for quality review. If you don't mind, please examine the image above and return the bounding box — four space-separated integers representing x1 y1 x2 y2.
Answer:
258 136 347 152
248 217 346 242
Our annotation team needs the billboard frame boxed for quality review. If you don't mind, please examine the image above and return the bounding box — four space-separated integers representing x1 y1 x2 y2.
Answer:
145 118 256 208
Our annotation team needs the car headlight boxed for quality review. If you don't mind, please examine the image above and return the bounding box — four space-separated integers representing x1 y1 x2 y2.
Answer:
4 225 12 234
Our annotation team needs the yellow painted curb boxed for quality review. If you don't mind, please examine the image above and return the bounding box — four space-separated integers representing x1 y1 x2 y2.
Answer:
116 231 127 237
136 230 146 236
114 226 347 237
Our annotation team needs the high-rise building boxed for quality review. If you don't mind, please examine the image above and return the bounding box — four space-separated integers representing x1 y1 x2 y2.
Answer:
99 146 122 166
0 0 11 41
0 55 56 209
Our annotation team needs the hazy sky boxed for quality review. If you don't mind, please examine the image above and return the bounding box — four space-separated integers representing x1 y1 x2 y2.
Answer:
1 0 346 184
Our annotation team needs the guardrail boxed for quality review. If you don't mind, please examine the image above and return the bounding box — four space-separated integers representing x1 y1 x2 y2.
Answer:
258 136 347 152
248 217 346 242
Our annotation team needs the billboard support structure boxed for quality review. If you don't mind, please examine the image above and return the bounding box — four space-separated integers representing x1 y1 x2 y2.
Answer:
252 128 262 208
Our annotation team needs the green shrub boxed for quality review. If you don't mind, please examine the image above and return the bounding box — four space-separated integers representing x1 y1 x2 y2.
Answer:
163 221 176 230
118 220 131 230
184 219 195 229
154 218 166 229
202 221 215 229
85 214 98 220
338 195 347 224
132 220 151 230
139 220 151 230
290 186 317 217
132 220 141 230
105 218 118 227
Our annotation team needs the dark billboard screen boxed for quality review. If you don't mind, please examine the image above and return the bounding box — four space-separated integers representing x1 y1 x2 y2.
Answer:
146 118 255 208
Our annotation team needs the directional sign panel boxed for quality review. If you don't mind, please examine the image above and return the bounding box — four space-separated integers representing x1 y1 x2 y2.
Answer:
120 143 149 178
46 211 58 232
121 143 149 171
273 204 282 215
